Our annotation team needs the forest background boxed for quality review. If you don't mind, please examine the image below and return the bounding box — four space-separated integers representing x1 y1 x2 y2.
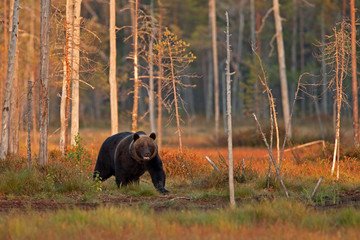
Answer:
0 0 358 157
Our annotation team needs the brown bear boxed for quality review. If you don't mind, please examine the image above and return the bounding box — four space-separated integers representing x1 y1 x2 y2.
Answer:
93 131 169 194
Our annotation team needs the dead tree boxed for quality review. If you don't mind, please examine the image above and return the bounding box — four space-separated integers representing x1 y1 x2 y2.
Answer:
323 21 351 180
0 0 20 159
225 12 235 208
39 0 51 165
153 28 196 153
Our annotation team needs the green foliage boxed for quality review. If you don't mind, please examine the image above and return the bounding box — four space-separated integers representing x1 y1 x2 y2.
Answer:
66 134 92 174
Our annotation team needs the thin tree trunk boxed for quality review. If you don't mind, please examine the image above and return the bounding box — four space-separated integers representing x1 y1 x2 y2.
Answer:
109 0 118 135
0 0 19 159
1 0 8 124
60 58 69 154
209 0 219 144
331 25 345 180
157 1 163 151
225 12 235 208
39 0 51 165
131 0 139 132
350 0 359 146
149 0 155 132
60 2 73 154
27 1 35 167
168 41 182 152
273 0 292 139
70 0 82 145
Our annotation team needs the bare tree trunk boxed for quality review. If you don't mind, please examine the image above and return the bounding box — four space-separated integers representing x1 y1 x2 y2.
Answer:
225 12 235 208
273 0 292 139
131 0 139 132
70 0 82 145
209 0 219 144
342 0 347 18
60 58 69 154
350 0 359 146
27 1 36 167
0 0 19 159
39 0 51 165
331 23 346 180
109 0 118 135
149 0 156 133
1 0 8 124
157 1 163 151
168 41 182 152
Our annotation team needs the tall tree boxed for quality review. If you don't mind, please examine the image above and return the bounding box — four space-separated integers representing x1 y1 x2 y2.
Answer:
70 0 82 145
27 1 36 167
131 0 139 132
209 0 219 143
350 0 359 146
39 0 51 165
225 12 235 208
157 0 164 151
109 0 118 134
273 0 292 139
0 0 20 159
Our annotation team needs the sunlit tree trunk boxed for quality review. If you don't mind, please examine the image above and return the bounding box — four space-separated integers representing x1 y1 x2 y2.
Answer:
157 0 163 151
0 0 19 159
9 46 19 155
225 12 235 208
209 0 219 143
60 0 72 154
131 0 139 132
350 0 359 146
39 0 51 165
109 0 118 135
70 0 82 145
273 0 291 139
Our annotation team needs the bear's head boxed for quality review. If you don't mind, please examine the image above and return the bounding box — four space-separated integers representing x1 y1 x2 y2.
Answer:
130 133 158 164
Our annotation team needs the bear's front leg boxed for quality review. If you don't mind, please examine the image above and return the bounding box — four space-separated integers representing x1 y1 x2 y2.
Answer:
146 156 169 194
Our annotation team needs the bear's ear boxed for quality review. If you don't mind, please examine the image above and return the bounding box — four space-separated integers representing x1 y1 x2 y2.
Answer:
133 133 140 142
149 132 156 140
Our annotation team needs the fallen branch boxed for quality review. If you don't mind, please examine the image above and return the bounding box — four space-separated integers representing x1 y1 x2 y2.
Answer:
284 140 325 153
205 156 220 172
311 176 323 200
